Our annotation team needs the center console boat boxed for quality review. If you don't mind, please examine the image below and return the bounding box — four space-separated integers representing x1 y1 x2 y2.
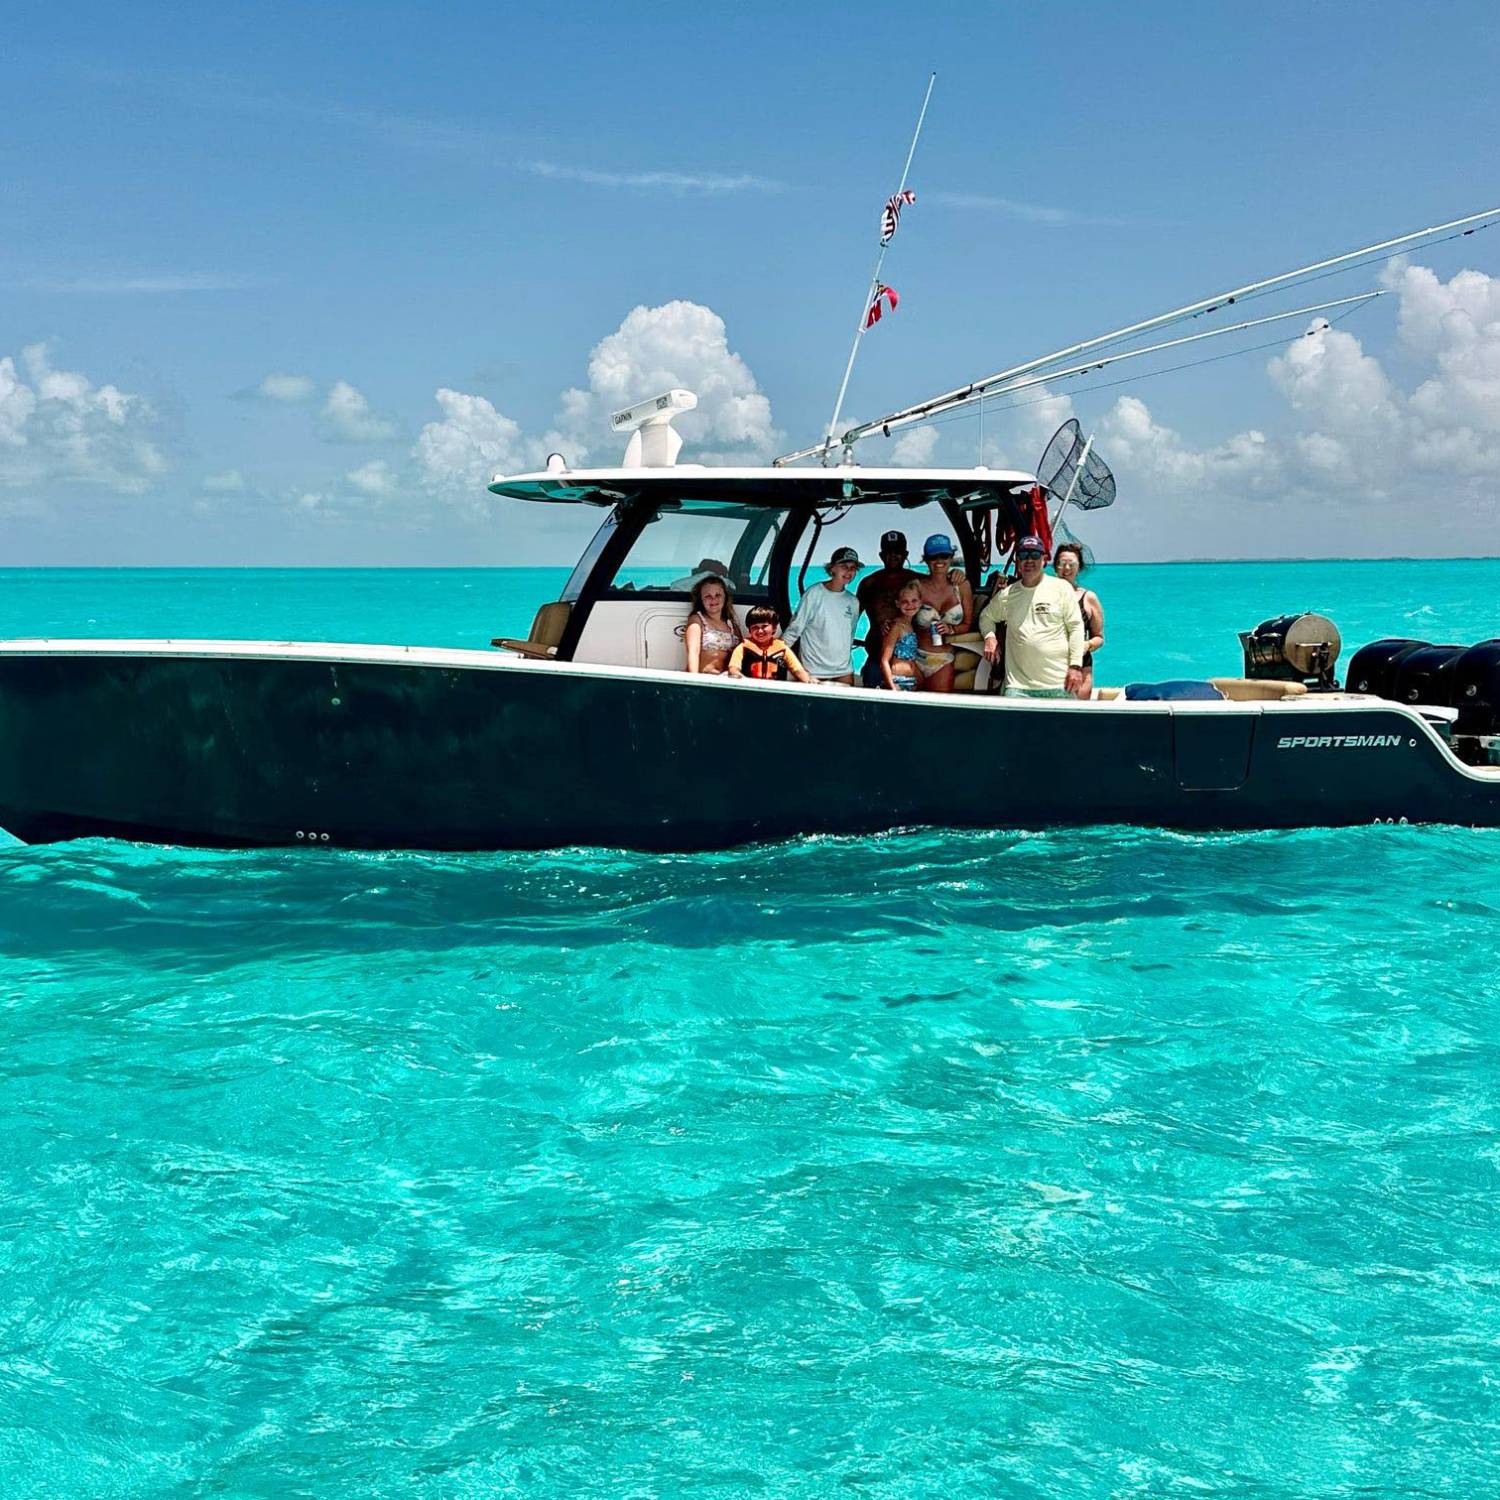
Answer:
1 389 1497 850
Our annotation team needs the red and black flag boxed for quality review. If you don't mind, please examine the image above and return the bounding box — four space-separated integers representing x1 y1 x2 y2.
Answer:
865 283 899 329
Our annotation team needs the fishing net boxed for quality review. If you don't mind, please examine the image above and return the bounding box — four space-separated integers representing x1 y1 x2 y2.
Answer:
1035 419 1083 496
1054 515 1096 568
1049 440 1116 512
1036 418 1117 512
1066 445 1117 512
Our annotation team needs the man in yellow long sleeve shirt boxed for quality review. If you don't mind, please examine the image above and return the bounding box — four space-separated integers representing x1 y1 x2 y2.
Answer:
979 535 1085 698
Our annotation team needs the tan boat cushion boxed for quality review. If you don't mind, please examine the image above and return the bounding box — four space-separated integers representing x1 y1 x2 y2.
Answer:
1208 677 1308 701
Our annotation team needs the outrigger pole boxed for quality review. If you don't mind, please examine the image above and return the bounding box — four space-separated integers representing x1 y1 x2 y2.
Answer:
776 204 1500 464
937 291 1387 414
819 72 936 466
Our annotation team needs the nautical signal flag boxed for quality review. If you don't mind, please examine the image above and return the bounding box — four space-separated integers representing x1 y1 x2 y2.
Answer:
865 283 899 329
880 189 916 246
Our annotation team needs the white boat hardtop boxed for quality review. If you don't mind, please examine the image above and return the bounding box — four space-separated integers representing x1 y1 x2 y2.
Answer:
489 465 1039 505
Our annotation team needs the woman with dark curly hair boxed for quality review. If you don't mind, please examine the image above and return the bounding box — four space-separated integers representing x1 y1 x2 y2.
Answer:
1053 543 1104 698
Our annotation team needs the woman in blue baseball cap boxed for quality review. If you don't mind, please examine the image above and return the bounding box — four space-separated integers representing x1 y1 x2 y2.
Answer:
912 533 973 693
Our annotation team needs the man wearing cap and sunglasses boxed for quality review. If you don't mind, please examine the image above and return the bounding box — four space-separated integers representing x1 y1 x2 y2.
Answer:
978 535 1086 698
783 544 864 685
855 530 921 688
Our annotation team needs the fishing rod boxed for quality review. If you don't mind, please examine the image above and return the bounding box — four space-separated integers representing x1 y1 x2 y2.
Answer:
773 204 1500 464
820 73 936 465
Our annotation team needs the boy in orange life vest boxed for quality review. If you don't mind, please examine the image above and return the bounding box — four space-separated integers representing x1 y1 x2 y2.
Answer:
727 606 814 684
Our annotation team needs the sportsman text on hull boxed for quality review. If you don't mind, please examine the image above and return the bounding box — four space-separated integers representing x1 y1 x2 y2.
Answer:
1277 734 1406 750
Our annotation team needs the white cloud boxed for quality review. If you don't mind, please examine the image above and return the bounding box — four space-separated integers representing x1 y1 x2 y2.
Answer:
0 356 38 447
250 374 398 446
963 264 1500 539
1267 321 1400 463
202 468 245 492
29 274 250 294
993 386 1081 471
1099 395 1278 494
257 372 316 402
1020 262 1500 554
1256 263 1500 498
1389 260 1500 364
890 425 940 465
1387 261 1500 471
283 263 1500 557
0 343 166 494
550 300 778 465
321 380 398 442
927 191 1112 227
414 389 530 507
524 161 779 194
346 459 397 496
413 299 779 506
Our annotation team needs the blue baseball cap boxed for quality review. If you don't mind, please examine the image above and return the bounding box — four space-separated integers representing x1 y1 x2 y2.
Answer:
922 533 956 560
1017 534 1046 557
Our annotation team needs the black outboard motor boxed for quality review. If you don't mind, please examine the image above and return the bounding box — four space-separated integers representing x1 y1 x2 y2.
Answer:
1239 613 1342 689
1451 641 1500 765
1345 638 1431 698
1346 637 1500 766
1390 644 1469 706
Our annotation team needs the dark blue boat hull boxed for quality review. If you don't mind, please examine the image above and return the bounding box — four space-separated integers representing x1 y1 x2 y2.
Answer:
1 648 1496 849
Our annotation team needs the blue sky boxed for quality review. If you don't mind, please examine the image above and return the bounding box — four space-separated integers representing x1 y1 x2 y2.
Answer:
4 0 1500 564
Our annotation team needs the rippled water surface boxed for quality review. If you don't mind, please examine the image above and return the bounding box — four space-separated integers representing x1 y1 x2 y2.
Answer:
7 828 1500 1496
3 567 1500 1495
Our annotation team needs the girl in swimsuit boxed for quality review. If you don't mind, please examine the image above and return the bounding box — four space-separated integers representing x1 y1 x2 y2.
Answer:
879 582 924 691
683 575 743 674
1053 543 1104 699
912 535 974 693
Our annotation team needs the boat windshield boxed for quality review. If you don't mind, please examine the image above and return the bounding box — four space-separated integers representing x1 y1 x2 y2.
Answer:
607 499 781 599
560 510 621 602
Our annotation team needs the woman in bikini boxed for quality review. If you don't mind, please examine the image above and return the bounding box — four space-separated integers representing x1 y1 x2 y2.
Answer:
1053 543 1104 698
683 575 743 674
911 533 974 693
879 581 924 691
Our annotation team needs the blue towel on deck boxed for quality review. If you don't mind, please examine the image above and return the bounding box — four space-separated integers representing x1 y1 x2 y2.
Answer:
1122 680 1225 702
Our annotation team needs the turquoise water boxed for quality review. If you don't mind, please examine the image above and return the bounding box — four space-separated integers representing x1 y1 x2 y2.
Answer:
4 565 1500 1495
3 557 1496 683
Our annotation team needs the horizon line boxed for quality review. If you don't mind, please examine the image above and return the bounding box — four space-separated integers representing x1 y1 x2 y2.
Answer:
3 554 1499 571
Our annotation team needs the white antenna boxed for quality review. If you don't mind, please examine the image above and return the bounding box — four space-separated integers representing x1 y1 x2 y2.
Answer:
820 72 936 466
777 204 1500 463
